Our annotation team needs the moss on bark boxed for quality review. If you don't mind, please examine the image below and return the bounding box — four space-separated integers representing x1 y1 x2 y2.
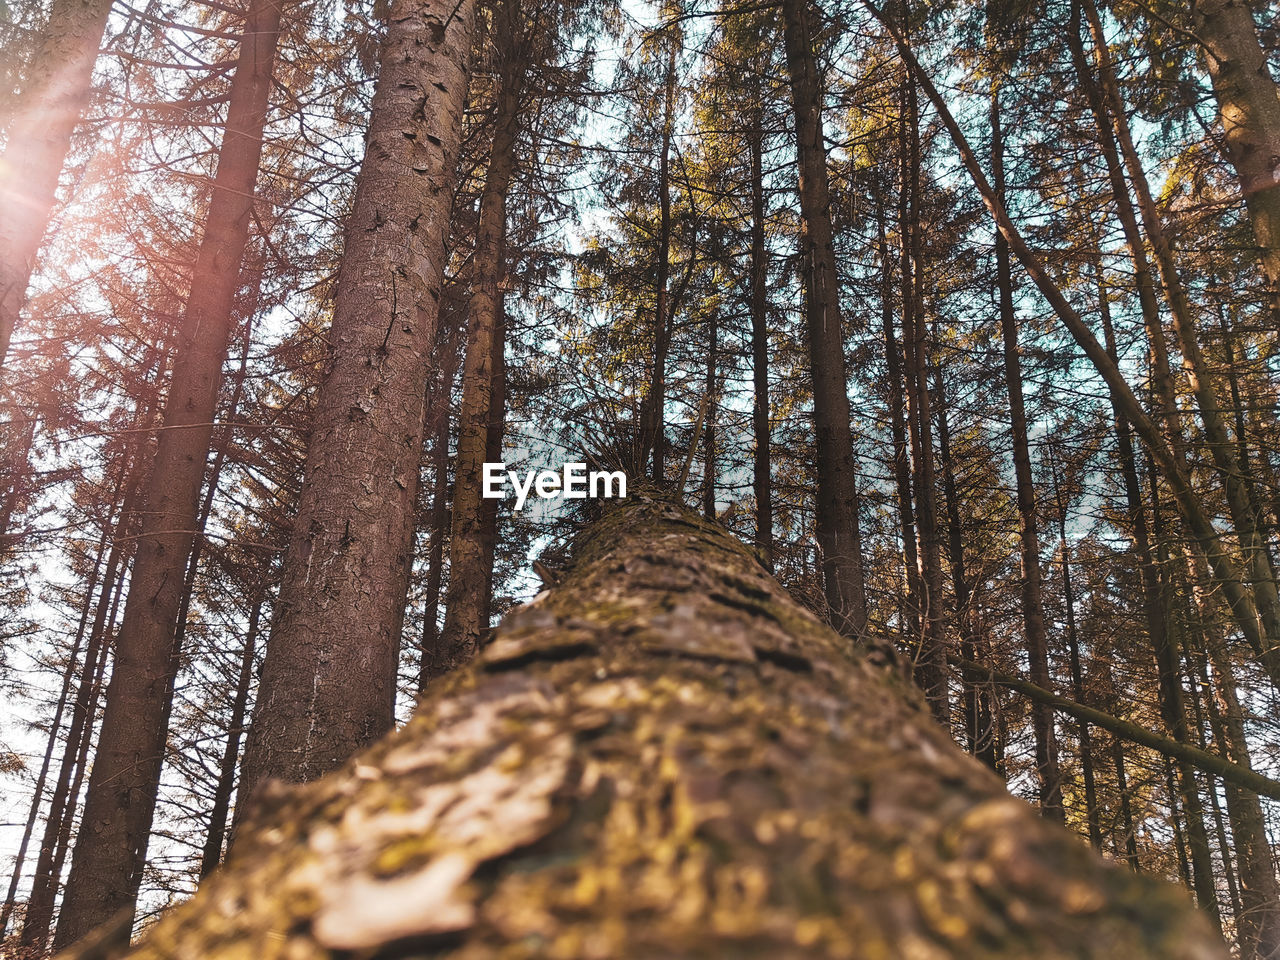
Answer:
63 493 1224 960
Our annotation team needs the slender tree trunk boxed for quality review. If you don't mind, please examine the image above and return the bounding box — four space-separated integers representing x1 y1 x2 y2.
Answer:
898 74 947 718
75 495 1227 960
1190 0 1280 322
478 306 507 623
703 311 717 519
437 7 524 675
780 0 868 638
418 327 462 693
238 0 475 796
1183 657 1246 939
989 77 1060 818
747 115 773 568
0 0 113 367
55 1 287 942
199 591 265 879
639 42 678 482
934 345 998 771
1049 456 1100 847
878 208 921 642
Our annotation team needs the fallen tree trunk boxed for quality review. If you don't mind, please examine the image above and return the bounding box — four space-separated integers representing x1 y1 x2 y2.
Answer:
64 493 1224 959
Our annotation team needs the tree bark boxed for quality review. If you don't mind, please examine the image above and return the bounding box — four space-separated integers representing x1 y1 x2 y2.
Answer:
418 324 462 693
0 0 113 368
60 493 1227 960
438 11 524 674
54 0 288 942
899 73 948 718
748 114 773 569
1190 0 1280 323
989 77 1060 817
638 41 679 483
238 0 475 794
780 0 868 638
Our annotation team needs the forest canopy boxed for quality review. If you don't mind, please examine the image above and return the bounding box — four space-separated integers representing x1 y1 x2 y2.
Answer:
0 0 1277 955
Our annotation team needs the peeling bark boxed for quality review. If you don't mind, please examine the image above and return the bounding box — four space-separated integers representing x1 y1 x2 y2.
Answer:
57 492 1226 960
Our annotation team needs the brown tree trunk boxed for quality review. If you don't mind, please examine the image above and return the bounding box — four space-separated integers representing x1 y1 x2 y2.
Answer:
238 0 475 795
934 347 998 772
199 591 265 879
780 0 868 638
703 311 717 519
417 327 462 693
1190 0 1280 323
54 0 288 942
989 77 1060 818
437 5 524 675
71 494 1228 960
877 207 921 642
0 0 113 367
1048 453 1100 847
898 73 948 718
638 40 679 483
748 114 773 569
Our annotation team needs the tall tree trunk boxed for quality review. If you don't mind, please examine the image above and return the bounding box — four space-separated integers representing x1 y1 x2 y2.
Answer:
199 591 266 879
639 41 678 482
934 344 998 771
437 6 524 676
1097 657 1143 871
1190 0 1280 322
1049 452 1100 847
748 114 773 568
779 0 868 637
54 0 287 942
71 495 1226 960
878 207 921 643
899 74 948 718
703 311 717 519
0 0 113 367
989 77 1060 818
417 325 462 693
238 0 475 797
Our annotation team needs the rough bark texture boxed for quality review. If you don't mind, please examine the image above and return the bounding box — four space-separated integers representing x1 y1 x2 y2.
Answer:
437 7 524 674
238 0 475 794
1192 0 1280 322
58 493 1224 960
0 0 113 367
53 0 286 942
780 0 869 637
